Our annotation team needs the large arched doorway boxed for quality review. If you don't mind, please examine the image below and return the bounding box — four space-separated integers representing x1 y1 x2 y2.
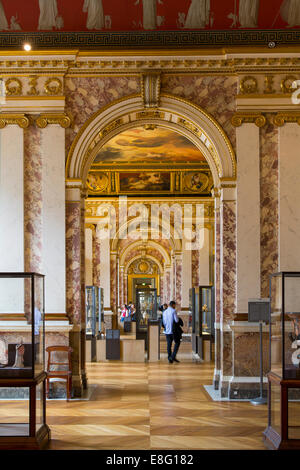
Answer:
65 92 236 394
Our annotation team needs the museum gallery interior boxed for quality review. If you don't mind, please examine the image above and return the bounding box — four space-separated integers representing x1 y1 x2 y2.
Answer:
2 0 300 451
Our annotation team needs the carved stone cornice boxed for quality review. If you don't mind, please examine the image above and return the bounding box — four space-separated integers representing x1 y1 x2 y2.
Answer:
35 112 73 129
0 113 31 128
273 112 300 126
231 112 266 128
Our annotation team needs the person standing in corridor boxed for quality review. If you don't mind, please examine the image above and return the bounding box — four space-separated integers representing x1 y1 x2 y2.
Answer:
163 301 180 364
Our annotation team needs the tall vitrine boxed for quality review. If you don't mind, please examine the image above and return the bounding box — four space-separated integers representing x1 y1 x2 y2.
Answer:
85 286 104 362
264 272 300 449
0 273 50 449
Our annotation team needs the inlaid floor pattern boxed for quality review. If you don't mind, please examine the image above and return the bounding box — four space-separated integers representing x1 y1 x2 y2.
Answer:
0 351 268 450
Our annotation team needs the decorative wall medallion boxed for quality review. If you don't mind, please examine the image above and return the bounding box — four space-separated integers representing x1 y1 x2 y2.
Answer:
240 76 258 94
281 75 298 94
5 78 22 96
184 171 210 193
44 77 63 96
86 172 109 192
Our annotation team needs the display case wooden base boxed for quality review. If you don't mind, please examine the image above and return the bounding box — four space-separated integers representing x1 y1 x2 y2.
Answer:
0 372 51 450
263 372 300 450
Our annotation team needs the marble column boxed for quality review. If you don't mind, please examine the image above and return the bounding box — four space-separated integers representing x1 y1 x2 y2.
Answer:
119 266 124 306
181 241 192 309
110 252 117 313
100 235 111 312
93 225 101 288
260 123 279 297
0 125 25 311
213 193 221 389
85 226 93 286
24 126 42 274
219 186 237 398
175 253 182 309
199 227 210 286
66 181 85 396
236 124 261 312
165 266 171 303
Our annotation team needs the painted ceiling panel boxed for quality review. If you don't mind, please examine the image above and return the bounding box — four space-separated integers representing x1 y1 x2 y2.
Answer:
92 127 206 167
0 0 298 33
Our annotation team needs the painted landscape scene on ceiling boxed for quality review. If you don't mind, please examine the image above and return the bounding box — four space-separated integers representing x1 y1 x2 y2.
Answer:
91 127 207 168
0 0 299 32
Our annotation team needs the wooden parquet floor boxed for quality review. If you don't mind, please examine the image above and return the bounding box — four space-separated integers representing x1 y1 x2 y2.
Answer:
0 352 268 450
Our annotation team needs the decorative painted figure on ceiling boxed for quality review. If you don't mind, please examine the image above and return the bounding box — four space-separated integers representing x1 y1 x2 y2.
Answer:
83 0 105 30
184 0 211 29
0 1 8 31
228 0 260 28
10 15 21 31
134 0 163 30
38 0 63 30
280 0 300 27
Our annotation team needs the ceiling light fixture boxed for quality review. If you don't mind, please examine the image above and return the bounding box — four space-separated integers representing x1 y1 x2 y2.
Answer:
23 43 32 52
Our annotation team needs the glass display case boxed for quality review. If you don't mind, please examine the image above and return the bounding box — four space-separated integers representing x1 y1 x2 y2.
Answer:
136 288 157 347
86 286 104 362
199 286 215 338
189 287 199 353
0 273 50 449
264 272 300 450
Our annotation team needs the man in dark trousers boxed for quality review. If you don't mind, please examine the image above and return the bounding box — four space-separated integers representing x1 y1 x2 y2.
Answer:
162 300 182 363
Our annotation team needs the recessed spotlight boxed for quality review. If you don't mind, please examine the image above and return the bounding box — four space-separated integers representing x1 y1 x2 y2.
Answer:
23 43 32 52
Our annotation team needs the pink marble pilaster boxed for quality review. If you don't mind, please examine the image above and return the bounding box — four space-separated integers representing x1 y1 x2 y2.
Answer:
260 122 279 297
175 255 182 309
214 207 221 322
92 227 101 287
66 202 81 325
220 201 237 321
24 126 42 273
110 254 117 313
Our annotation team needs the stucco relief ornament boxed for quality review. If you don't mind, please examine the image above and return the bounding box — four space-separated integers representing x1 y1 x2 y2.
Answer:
228 0 260 28
134 0 163 30
184 0 211 29
0 1 8 30
38 0 63 30
280 0 300 27
83 0 105 30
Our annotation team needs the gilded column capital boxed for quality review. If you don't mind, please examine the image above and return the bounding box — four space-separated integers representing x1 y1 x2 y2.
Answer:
231 112 266 128
85 223 96 232
35 112 73 129
273 112 300 127
0 113 31 128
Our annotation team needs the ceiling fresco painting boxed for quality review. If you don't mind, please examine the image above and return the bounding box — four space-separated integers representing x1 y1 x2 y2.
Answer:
91 127 207 167
0 0 298 33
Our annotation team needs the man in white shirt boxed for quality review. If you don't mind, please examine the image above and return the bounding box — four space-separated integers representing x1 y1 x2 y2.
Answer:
162 301 180 363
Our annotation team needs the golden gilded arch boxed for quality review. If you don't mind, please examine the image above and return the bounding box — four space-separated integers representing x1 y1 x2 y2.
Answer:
66 93 236 189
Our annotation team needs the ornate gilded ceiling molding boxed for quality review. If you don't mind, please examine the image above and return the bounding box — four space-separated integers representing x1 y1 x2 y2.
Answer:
141 72 161 109
35 112 73 129
273 112 300 127
231 112 266 128
0 113 31 128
